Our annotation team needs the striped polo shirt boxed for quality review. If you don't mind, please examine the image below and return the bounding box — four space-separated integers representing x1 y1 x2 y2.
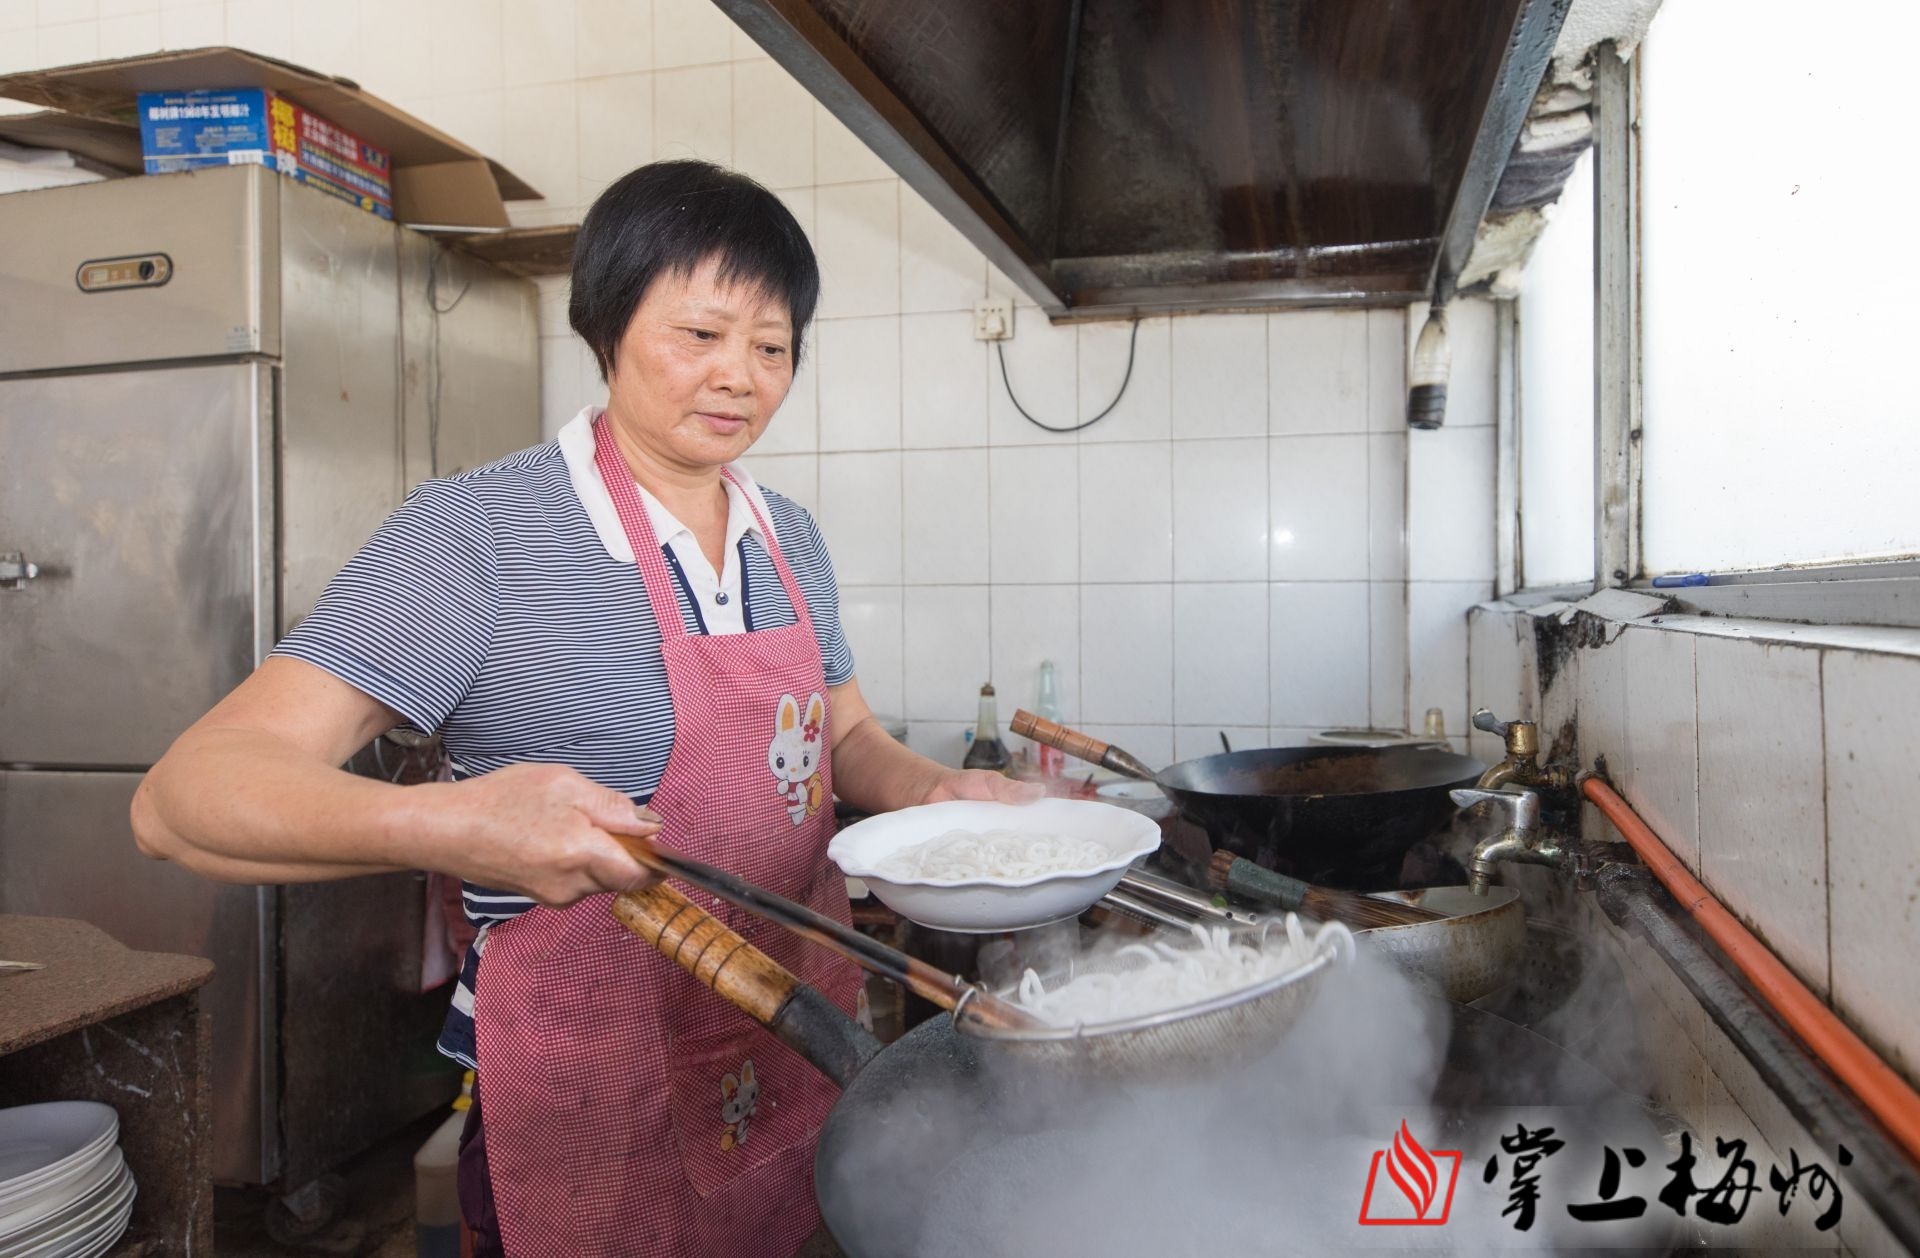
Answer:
273 409 854 1068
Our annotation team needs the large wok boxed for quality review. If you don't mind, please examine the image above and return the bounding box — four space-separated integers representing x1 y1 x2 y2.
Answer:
1014 712 1484 886
610 882 1681 1256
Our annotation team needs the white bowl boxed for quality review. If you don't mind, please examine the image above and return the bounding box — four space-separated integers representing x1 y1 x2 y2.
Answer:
827 798 1160 933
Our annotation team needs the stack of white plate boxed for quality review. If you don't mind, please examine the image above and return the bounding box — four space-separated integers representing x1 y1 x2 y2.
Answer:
0 1103 135 1258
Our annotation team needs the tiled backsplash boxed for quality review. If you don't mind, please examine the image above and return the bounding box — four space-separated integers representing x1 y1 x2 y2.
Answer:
0 0 1497 768
1470 598 1920 1254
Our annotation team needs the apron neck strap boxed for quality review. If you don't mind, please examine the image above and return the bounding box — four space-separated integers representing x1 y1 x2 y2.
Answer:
592 414 688 640
719 467 815 634
591 415 817 639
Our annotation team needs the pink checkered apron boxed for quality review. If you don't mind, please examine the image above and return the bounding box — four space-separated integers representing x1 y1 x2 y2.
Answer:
473 415 861 1257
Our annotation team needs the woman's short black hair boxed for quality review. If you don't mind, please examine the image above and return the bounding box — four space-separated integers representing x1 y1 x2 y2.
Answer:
569 160 819 380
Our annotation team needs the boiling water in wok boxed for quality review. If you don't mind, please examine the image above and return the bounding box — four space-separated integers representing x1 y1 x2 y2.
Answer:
817 952 1682 1256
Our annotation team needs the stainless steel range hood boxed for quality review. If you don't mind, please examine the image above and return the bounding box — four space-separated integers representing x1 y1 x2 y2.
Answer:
718 0 1569 318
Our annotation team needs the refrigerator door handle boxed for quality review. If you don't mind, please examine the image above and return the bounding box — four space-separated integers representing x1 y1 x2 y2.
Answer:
0 552 41 588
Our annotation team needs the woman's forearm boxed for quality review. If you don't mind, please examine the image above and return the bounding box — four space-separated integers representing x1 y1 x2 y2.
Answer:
829 714 947 813
133 725 432 881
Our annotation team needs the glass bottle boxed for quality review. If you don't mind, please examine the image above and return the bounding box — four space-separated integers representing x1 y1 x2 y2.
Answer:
1034 660 1065 776
962 682 1011 772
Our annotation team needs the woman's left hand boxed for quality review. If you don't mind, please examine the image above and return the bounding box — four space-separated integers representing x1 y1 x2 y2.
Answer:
922 769 1045 806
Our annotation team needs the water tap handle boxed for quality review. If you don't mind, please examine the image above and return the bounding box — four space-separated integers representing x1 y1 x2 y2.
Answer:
1473 708 1539 759
1450 786 1540 834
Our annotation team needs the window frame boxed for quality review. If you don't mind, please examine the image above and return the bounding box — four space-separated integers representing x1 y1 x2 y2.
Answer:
1500 39 1920 627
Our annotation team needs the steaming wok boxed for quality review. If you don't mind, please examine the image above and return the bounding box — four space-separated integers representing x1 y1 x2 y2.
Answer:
606 880 1680 1255
1013 712 1484 886
815 999 1685 1256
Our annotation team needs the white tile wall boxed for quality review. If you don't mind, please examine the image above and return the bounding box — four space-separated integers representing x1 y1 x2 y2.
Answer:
1269 434 1368 581
1077 319 1170 444
902 586 989 723
1174 583 1268 726
1470 599 1920 1146
988 446 1077 585
35 15 97 62
1081 584 1173 725
1821 650 1920 1081
1171 438 1266 582
899 186 984 314
815 316 900 451
1367 433 1406 581
900 313 987 448
1620 626 1702 873
1269 309 1368 434
1169 314 1267 438
1270 582 1371 727
1407 425 1496 581
4 5 1512 766
814 180 897 320
1695 638 1830 997
901 449 989 585
987 312 1079 447
1079 442 1172 583
729 59 813 190
816 452 901 585
1407 581 1492 742
652 63 730 166
575 0 649 78
650 0 731 69
838 585 902 720
990 584 1080 732
501 0 574 88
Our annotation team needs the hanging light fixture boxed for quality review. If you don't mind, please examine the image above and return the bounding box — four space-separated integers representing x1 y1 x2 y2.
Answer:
1407 304 1451 430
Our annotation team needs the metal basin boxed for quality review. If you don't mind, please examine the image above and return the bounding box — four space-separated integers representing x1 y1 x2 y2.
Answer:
1357 885 1527 1004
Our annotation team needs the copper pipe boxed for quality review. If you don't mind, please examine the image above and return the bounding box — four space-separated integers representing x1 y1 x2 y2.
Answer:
1581 774 1920 1165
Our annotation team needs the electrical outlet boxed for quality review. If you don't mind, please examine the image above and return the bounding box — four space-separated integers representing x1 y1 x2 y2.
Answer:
973 298 1014 341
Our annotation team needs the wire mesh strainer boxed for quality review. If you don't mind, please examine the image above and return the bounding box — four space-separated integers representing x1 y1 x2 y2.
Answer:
956 922 1353 1078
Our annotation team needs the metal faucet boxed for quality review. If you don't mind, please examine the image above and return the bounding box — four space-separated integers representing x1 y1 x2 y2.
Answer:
1451 786 1570 894
1471 708 1576 794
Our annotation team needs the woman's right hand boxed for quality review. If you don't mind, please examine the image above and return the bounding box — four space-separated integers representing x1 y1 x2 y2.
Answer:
429 763 665 907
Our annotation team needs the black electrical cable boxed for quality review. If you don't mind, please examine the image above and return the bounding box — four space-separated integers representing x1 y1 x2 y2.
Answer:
996 317 1141 434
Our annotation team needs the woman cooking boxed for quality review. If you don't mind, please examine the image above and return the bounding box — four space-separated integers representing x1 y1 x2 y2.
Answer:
130 159 1036 1256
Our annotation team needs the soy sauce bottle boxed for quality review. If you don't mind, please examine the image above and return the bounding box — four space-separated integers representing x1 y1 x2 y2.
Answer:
962 683 1012 772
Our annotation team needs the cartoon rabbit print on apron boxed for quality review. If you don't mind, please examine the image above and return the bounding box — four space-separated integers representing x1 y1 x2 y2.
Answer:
768 692 826 826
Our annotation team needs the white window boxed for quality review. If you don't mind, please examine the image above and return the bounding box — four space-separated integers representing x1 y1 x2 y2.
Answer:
1517 149 1596 588
1638 2 1920 574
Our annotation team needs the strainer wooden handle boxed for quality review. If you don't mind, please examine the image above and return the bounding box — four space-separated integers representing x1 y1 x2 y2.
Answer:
612 883 798 1023
1011 710 1159 781
608 833 1042 1033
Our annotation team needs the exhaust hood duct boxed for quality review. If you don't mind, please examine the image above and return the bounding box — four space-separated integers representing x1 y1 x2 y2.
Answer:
718 0 1571 319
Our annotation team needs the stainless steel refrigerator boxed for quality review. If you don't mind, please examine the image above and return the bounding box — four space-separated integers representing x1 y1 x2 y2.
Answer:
0 164 539 1188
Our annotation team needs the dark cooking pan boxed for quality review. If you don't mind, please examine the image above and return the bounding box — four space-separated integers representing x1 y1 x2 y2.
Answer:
1013 711 1484 887
608 882 1679 1256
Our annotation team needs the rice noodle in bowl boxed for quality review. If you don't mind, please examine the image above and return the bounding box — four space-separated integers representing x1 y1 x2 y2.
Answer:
828 800 1161 933
874 829 1112 884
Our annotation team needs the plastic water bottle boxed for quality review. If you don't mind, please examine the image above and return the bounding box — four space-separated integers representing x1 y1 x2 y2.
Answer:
415 1073 472 1258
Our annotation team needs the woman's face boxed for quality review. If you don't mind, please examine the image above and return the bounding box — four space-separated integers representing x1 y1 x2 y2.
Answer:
605 254 795 471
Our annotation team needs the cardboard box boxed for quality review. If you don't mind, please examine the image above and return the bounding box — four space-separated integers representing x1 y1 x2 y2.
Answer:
0 47 539 229
138 87 394 219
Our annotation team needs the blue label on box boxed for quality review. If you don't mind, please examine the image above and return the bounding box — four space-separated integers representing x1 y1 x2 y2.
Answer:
137 88 395 220
138 88 272 162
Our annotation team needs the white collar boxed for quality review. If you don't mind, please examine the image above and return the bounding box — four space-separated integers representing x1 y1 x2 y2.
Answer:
556 407 777 564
